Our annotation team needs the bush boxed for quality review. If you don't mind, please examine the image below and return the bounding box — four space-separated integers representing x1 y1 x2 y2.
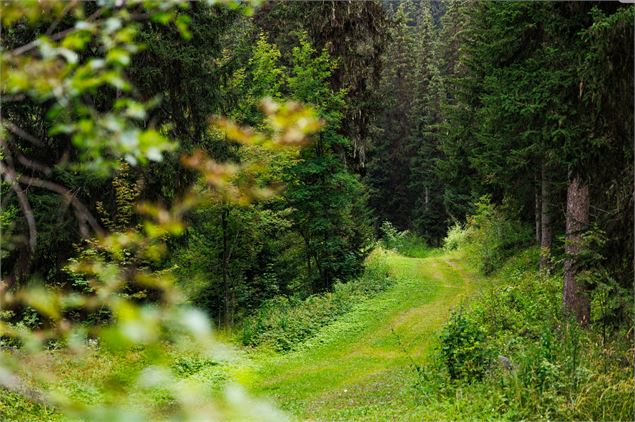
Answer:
380 221 430 258
239 249 393 351
443 223 468 251
440 309 493 382
446 196 532 274
416 248 634 421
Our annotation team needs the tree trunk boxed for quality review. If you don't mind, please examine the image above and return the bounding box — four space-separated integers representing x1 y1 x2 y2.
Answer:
425 186 429 209
535 175 541 245
221 207 230 326
563 175 590 326
302 233 312 280
540 164 552 270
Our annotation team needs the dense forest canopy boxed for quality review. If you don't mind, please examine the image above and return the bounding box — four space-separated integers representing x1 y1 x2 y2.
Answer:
0 0 633 420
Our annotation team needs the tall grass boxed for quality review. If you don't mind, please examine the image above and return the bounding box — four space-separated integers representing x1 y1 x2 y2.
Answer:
239 249 393 351
414 204 634 420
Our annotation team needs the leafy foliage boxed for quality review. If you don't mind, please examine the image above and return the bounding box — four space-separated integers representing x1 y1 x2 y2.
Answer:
417 248 633 421
240 249 392 351
167 31 374 325
439 308 492 382
379 221 430 258
442 223 468 252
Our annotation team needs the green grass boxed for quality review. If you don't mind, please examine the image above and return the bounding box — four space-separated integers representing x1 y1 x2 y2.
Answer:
242 249 482 420
238 249 394 352
8 246 628 420
2 249 483 421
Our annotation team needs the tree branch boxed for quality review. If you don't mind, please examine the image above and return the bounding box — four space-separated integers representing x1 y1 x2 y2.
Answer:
16 172 103 238
0 160 37 252
10 8 104 56
4 122 43 147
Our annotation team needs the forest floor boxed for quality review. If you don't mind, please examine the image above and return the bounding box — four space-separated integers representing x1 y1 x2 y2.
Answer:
1 251 484 421
244 251 483 420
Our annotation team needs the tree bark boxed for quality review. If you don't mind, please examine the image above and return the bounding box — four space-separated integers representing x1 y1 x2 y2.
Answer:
563 175 590 326
425 186 429 209
535 174 541 245
540 164 552 270
221 207 230 326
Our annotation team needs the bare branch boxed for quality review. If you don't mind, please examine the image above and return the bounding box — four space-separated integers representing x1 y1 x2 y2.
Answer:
45 0 78 36
0 162 37 252
10 8 104 56
14 152 53 177
3 137 53 176
16 172 103 237
3 122 43 147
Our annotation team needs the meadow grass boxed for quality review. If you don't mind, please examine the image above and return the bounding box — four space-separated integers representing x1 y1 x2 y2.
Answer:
0 249 504 421
243 249 482 420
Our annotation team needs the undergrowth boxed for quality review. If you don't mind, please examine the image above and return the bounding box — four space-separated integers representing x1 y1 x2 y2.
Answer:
380 221 431 258
443 196 532 274
239 248 393 351
415 204 634 421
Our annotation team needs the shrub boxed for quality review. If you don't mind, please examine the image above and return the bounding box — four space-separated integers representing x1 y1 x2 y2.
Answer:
443 223 468 251
460 196 532 274
380 221 430 258
239 249 393 351
416 247 634 421
439 309 493 382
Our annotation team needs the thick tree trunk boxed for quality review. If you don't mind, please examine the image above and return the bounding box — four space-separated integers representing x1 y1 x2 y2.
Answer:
540 164 552 270
563 175 590 326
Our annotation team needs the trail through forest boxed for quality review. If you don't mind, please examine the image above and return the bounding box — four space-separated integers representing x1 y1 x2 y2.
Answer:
247 251 481 420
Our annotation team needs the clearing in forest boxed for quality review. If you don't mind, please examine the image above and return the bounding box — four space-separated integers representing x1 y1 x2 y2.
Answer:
247 252 481 420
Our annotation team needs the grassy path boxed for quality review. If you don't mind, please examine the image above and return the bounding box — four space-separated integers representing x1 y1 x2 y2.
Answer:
246 251 481 420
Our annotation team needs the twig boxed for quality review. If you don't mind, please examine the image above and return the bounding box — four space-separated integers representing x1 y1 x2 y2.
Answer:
4 122 43 147
0 161 37 252
10 8 104 56
45 0 78 36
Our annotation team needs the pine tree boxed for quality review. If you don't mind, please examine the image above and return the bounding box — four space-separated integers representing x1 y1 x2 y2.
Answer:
284 34 373 291
409 1 447 245
366 1 419 231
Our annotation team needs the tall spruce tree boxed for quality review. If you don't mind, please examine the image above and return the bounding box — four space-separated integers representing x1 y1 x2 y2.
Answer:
437 0 481 223
367 0 449 243
367 1 419 231
284 34 373 291
438 1 633 325
409 1 447 245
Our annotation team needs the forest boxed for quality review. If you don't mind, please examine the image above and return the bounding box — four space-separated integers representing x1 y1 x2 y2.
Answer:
0 0 633 420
